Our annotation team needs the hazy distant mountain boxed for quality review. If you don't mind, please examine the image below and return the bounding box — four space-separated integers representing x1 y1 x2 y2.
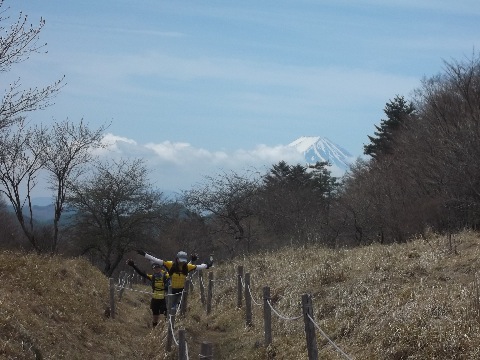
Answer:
6 203 55 224
31 197 54 207
289 136 356 177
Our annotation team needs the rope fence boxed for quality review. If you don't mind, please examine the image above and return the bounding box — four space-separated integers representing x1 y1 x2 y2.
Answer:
246 283 262 306
266 299 303 321
168 315 179 346
109 265 353 360
307 314 353 360
114 284 151 295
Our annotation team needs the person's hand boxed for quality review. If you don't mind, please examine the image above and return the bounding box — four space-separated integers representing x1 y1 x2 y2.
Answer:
190 253 198 262
136 249 146 256
206 255 214 269
126 259 135 267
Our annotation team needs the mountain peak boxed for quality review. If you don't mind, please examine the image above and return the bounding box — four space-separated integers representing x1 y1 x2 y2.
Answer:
288 136 355 176
288 136 322 152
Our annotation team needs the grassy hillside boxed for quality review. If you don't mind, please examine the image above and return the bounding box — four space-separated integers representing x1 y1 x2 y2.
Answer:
2 231 480 359
0 251 155 359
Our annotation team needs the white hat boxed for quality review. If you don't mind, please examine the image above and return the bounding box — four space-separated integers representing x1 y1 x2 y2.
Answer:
176 251 188 263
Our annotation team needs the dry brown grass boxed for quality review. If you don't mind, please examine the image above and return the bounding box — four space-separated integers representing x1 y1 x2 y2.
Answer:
0 251 154 359
3 231 480 359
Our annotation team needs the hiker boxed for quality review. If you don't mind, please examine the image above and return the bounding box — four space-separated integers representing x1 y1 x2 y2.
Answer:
126 259 170 327
136 250 213 311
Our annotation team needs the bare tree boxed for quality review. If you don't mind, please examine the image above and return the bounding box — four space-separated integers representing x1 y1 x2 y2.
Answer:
67 158 167 276
0 121 48 251
0 119 106 252
0 1 64 131
0 2 65 251
37 119 107 253
408 56 480 230
182 170 261 257
336 159 379 245
0 195 25 249
341 54 480 242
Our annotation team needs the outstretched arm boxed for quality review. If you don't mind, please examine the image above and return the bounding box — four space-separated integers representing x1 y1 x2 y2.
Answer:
126 259 147 278
137 250 164 265
191 255 214 271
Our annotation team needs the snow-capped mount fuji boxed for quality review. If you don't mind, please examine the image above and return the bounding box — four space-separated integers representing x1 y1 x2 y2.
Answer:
288 136 356 177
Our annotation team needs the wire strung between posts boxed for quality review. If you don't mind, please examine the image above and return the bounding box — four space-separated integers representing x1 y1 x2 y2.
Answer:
208 270 232 284
307 314 353 360
168 314 179 346
193 271 224 288
188 271 198 287
246 284 262 306
166 290 185 316
177 290 185 315
113 284 152 295
185 342 190 360
266 299 303 321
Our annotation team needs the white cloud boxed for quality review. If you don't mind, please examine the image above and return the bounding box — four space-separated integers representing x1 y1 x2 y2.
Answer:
97 134 305 192
144 141 229 165
92 133 139 156
102 133 137 148
233 144 304 164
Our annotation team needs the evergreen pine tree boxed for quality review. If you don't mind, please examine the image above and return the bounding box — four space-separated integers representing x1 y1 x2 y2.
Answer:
364 95 415 159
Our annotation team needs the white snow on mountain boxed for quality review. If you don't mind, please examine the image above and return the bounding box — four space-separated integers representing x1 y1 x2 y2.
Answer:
289 136 356 177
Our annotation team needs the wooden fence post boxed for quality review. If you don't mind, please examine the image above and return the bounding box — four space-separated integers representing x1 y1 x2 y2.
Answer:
244 273 252 327
207 271 214 314
109 278 115 319
263 286 272 345
199 270 206 305
178 329 187 360
237 265 244 308
302 294 318 360
199 342 213 359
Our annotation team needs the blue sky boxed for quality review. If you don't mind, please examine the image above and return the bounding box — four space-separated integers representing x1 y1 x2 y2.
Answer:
6 0 480 197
